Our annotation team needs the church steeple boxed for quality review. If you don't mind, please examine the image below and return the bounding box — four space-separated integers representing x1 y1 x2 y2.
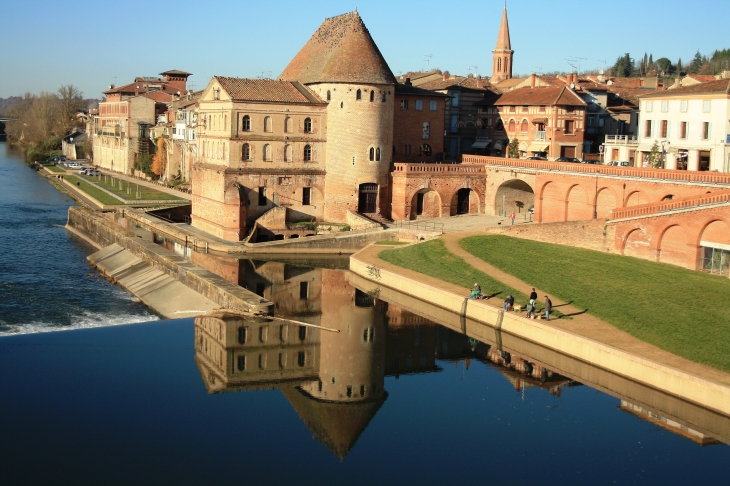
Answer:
491 5 514 83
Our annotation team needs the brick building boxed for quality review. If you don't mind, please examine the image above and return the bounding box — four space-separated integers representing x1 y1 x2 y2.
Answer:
393 79 448 163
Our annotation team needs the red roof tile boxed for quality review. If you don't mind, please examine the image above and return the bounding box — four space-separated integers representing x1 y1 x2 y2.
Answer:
214 77 325 104
494 86 586 106
418 76 491 91
639 78 730 98
279 11 396 85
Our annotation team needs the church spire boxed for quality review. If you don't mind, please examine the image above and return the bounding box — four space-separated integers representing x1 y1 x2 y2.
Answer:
495 5 511 50
491 4 514 83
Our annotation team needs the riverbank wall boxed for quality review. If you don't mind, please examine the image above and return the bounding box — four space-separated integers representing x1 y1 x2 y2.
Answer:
350 245 730 417
67 206 272 314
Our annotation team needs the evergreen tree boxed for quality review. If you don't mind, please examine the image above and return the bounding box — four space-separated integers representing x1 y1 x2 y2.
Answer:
612 53 635 77
646 140 662 168
507 138 519 158
677 58 683 73
690 50 703 73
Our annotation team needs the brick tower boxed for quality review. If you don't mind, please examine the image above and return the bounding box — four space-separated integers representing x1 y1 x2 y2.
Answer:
280 11 396 220
491 5 514 83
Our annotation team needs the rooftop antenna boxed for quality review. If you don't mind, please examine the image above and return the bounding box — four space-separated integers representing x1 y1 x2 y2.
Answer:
424 54 432 68
534 67 543 75
569 56 587 74
257 71 272 80
467 65 478 75
566 60 577 74
597 60 606 72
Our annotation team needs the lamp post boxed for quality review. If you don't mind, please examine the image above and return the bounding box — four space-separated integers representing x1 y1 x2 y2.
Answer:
593 168 599 219
661 140 669 169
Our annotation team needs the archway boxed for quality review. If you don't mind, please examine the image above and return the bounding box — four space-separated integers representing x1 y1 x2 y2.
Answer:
595 188 618 219
410 189 442 220
623 228 653 260
450 188 479 215
658 224 692 268
698 219 730 275
358 183 378 213
625 190 649 207
495 179 534 217
566 184 591 220
540 182 563 223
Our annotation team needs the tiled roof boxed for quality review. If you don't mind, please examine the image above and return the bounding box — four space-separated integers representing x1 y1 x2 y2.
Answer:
638 78 730 98
395 83 449 97
686 75 716 82
279 11 396 85
214 77 325 104
494 6 512 50
418 76 491 91
494 86 586 106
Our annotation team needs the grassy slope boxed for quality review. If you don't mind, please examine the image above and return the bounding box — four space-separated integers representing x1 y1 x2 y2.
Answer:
379 239 557 315
85 175 183 201
460 235 730 371
64 176 123 205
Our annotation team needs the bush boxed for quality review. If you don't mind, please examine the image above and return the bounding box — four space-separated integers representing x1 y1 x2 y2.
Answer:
134 154 155 178
341 225 351 232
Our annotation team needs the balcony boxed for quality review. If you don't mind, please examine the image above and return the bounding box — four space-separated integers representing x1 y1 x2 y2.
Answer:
534 131 546 141
605 135 638 145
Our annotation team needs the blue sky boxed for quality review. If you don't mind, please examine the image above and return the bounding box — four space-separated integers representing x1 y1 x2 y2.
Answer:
1 0 727 99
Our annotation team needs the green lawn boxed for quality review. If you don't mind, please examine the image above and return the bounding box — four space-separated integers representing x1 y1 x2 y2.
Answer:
84 175 184 201
43 164 65 173
63 176 123 205
375 240 408 245
460 235 730 371
379 239 560 317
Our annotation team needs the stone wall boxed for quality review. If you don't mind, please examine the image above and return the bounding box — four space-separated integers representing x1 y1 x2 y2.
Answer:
486 218 616 253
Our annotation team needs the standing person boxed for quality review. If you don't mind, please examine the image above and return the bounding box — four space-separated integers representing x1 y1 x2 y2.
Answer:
544 295 553 321
509 211 516 225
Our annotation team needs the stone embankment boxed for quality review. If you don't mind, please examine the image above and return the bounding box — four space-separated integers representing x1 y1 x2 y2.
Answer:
350 244 730 417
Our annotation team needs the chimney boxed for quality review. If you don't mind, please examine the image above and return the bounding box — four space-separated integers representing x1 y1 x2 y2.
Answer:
530 73 536 88
405 77 412 86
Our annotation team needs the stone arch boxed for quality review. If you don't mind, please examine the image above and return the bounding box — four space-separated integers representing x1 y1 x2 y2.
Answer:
622 227 653 260
410 188 442 220
658 223 692 268
625 190 649 207
450 187 480 216
508 119 516 133
495 179 534 216
566 184 592 220
539 181 563 223
595 187 619 218
697 218 730 275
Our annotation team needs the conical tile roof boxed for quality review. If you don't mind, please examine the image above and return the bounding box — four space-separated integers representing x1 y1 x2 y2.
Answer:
495 6 511 50
279 11 396 85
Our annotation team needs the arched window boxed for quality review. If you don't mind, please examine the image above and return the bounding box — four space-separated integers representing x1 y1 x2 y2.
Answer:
264 116 271 132
495 119 504 131
242 143 250 160
284 144 291 162
497 58 502 72
369 147 374 161
284 116 291 133
304 117 312 133
263 144 271 161
376 147 381 161
356 89 362 100
242 115 250 131
341 102 344 108
327 90 331 101
370 90 374 102
521 120 528 133
303 144 312 161
508 119 516 132
381 92 386 102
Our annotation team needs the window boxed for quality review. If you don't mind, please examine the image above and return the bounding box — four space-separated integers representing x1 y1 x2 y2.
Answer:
450 115 458 132
237 355 246 371
415 99 423 110
370 90 374 102
508 119 516 132
430 100 437 110
644 120 652 138
242 115 250 131
495 119 504 131
299 281 309 299
646 101 653 112
681 100 688 113
420 144 432 156
302 187 311 206
598 117 605 127
356 89 362 100
703 100 711 113
304 117 312 133
258 187 266 206
400 99 409 110
237 326 247 344
661 101 669 113
369 147 374 161
327 90 331 101
284 116 291 133
298 325 307 341
680 122 687 139
509 106 516 113
404 144 411 155
376 147 380 161
263 144 271 161
702 122 711 140
539 105 546 113
382 92 386 102
520 120 528 133
242 143 250 160
263 116 271 132
303 144 312 161
259 326 268 343
297 351 305 367
423 121 430 139
564 120 574 134
451 92 460 107
629 150 636 165
522 106 528 113
284 144 291 162
660 120 668 138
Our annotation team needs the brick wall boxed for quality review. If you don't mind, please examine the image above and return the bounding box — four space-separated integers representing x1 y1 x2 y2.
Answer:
486 218 616 253
393 94 445 162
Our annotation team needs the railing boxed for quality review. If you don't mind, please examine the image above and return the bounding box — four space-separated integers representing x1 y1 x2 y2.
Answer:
534 131 546 140
610 189 730 220
390 220 444 233
393 162 485 174
605 135 638 144
460 155 730 185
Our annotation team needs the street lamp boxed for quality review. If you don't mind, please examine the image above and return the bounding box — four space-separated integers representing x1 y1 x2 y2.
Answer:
661 140 670 169
593 168 599 219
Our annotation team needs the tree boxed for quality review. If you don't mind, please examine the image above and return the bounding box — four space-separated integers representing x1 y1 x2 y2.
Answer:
676 58 683 73
134 154 154 177
646 140 662 168
151 137 167 177
55 85 84 135
689 50 703 74
655 57 672 74
507 138 519 158
612 53 635 77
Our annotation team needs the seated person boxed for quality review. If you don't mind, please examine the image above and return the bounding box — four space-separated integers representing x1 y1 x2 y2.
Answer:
470 283 482 299
503 294 514 311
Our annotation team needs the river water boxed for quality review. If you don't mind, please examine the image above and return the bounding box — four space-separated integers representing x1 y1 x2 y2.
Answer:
0 142 157 334
1 141 730 484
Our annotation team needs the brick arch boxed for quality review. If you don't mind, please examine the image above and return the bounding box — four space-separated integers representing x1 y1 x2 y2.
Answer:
595 186 620 218
539 181 564 223
625 189 650 207
657 223 693 268
696 217 730 246
622 227 654 260
409 188 442 220
566 183 592 220
448 186 481 216
495 179 534 216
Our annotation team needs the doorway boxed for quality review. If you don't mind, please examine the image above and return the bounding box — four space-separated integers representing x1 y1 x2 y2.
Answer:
358 183 378 213
456 188 471 215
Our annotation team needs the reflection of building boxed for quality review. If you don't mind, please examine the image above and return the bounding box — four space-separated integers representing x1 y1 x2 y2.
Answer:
619 401 720 445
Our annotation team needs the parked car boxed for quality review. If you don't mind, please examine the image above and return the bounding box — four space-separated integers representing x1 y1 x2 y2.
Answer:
556 157 580 163
86 169 100 176
606 160 632 167
68 162 82 169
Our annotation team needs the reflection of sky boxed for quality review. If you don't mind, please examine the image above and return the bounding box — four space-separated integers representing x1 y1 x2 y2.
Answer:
1 320 728 485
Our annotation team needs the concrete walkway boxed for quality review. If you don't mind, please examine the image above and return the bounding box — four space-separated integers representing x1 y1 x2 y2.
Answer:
360 238 730 387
